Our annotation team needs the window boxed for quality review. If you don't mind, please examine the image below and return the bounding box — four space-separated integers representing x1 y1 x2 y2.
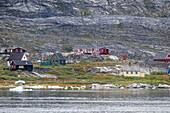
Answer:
56 60 58 62
135 71 138 74
126 71 128 74
131 71 133 74
19 66 24 69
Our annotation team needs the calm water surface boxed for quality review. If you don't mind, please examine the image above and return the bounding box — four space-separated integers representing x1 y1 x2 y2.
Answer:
0 89 170 113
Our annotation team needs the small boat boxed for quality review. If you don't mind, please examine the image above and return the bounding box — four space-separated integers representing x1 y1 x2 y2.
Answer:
15 80 25 85
9 86 32 92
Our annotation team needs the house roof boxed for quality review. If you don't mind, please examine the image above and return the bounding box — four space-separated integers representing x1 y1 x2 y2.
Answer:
153 52 169 60
55 53 65 60
5 46 27 51
13 47 27 51
122 65 140 71
15 47 27 50
11 60 33 65
7 53 25 61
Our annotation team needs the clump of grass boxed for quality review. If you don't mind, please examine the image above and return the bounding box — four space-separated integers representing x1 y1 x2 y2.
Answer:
77 75 93 79
0 75 18 80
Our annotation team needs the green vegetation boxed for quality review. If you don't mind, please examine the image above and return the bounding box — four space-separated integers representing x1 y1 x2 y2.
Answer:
0 60 169 86
150 71 166 75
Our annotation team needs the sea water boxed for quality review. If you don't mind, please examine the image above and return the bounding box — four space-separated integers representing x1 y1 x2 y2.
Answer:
0 89 170 113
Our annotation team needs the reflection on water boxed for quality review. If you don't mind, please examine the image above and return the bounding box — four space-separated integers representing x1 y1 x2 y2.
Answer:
0 89 170 113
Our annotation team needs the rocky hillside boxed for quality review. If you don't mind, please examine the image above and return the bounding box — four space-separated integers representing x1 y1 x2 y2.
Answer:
0 0 169 17
0 0 169 60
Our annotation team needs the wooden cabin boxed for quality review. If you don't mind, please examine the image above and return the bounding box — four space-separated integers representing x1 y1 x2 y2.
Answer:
10 60 33 71
153 53 170 62
48 53 66 65
41 53 65 66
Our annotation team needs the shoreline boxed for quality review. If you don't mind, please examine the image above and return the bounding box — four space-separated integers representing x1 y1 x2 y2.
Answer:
1 83 170 90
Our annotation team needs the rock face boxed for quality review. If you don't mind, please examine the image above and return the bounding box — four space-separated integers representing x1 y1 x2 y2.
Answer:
0 0 169 17
0 0 169 60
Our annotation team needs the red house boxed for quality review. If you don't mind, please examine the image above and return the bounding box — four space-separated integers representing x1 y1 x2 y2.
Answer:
74 46 109 55
4 47 26 54
153 53 170 62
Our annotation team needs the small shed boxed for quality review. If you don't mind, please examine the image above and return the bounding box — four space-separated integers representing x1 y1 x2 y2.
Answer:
167 68 170 74
98 47 109 54
121 55 128 60
10 60 33 71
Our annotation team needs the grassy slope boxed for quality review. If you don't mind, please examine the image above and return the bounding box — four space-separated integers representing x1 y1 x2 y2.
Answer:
0 60 169 86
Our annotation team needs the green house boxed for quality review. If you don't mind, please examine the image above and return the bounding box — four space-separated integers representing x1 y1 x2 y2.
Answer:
41 53 66 66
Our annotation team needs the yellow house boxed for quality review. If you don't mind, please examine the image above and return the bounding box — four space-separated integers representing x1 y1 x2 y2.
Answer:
120 71 145 77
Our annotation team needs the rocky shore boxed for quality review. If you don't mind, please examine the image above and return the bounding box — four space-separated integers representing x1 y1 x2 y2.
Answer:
1 83 170 90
